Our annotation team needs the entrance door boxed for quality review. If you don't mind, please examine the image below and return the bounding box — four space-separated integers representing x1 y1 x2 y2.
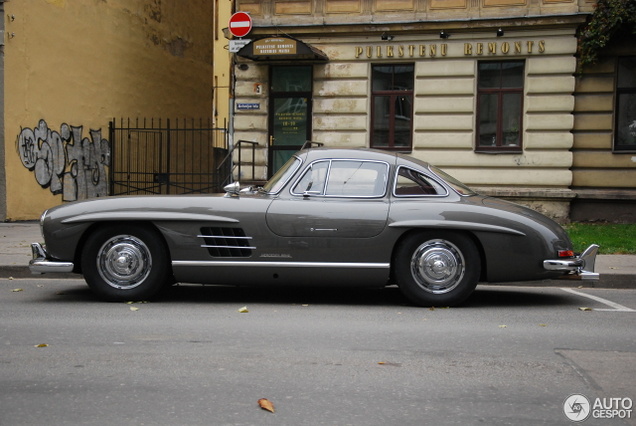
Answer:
269 66 312 177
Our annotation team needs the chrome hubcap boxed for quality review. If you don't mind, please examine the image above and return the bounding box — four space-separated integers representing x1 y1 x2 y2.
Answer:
410 239 465 294
97 235 152 290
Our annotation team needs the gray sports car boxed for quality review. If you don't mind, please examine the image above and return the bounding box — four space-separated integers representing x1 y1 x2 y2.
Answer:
30 148 599 306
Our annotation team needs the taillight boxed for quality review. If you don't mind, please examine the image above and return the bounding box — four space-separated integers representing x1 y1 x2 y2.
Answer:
558 250 575 258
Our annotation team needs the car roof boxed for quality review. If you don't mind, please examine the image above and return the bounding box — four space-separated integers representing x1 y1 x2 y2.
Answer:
299 147 431 169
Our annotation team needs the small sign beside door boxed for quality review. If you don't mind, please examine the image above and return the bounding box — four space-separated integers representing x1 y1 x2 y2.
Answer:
229 39 251 53
237 103 260 110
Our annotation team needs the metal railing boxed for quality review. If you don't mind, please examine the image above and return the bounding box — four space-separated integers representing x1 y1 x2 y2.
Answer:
216 140 259 188
109 118 228 195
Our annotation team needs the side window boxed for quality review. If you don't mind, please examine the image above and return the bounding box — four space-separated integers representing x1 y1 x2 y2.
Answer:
615 56 636 152
394 167 447 196
292 160 388 197
292 160 329 195
326 161 388 196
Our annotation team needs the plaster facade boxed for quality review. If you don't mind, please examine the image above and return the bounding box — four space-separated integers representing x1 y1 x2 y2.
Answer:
1 0 215 220
230 0 635 222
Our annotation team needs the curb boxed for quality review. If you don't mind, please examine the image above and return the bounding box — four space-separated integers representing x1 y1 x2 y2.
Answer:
0 266 79 280
1 265 634 289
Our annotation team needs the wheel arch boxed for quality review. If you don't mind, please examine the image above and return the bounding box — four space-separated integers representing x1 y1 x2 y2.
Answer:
389 227 488 282
73 220 173 278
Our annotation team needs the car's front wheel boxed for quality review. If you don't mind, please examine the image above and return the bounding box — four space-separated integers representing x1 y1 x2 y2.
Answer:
81 224 171 301
394 231 480 307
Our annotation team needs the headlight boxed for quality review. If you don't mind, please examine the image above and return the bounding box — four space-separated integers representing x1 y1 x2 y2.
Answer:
39 209 48 240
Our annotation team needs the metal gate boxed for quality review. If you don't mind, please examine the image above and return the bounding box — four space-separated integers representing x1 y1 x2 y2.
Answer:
109 118 229 195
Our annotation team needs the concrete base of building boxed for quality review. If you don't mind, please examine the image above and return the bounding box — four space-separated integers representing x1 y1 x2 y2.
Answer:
570 189 636 223
474 187 574 224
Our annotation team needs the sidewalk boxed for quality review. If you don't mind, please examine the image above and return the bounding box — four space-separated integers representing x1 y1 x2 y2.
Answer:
1 221 635 288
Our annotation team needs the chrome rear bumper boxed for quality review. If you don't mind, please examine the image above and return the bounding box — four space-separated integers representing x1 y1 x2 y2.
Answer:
543 244 599 280
29 243 75 274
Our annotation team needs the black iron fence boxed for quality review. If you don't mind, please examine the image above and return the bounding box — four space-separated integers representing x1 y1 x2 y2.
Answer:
109 118 229 195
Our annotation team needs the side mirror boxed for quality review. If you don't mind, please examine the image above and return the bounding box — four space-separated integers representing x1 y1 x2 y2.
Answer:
223 181 241 197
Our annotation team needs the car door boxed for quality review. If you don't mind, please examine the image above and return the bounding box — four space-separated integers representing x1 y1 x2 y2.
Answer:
266 159 390 238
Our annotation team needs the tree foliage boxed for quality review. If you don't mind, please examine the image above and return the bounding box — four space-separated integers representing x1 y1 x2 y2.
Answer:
578 0 636 65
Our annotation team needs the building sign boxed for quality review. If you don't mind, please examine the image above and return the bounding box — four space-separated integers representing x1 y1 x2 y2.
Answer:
237 103 260 110
229 39 251 53
273 98 307 141
254 38 298 56
236 35 328 61
354 40 546 59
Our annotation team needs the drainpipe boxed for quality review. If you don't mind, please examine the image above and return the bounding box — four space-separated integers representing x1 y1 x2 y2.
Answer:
0 1 7 221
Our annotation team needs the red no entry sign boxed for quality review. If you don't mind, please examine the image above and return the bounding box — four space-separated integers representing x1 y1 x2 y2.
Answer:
229 12 252 38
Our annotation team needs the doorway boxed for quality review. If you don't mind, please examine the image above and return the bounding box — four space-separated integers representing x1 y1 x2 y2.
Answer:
268 65 312 177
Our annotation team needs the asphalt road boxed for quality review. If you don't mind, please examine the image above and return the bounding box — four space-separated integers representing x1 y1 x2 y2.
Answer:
1 278 635 426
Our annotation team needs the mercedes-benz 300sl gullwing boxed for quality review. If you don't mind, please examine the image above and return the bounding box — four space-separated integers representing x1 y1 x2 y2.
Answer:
30 148 599 306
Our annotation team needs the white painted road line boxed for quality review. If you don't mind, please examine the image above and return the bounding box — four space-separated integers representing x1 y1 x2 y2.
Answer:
561 288 636 312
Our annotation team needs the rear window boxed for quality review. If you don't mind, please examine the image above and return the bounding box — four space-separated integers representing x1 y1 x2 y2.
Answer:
394 167 447 196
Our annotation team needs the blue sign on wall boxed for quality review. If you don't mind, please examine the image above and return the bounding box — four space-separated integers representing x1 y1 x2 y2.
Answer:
237 103 260 110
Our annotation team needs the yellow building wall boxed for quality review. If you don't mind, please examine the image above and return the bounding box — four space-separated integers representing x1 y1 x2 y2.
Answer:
4 0 214 220
213 0 234 131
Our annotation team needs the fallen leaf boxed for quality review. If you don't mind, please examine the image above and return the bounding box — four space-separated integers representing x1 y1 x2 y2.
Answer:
238 306 249 313
499 325 507 328
34 343 48 348
538 324 548 327
378 361 402 367
258 398 275 413
11 288 23 292
579 307 593 311
130 306 139 312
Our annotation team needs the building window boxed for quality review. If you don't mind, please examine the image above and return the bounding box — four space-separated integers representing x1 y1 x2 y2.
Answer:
615 56 636 152
371 64 414 151
476 61 524 153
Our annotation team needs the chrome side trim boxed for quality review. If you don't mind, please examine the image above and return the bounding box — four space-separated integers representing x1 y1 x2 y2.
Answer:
389 220 526 236
29 243 74 274
200 245 257 250
62 212 239 224
197 234 253 240
543 244 599 280
173 260 390 269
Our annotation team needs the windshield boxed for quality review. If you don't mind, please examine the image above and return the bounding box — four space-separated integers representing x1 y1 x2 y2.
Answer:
262 156 302 194
429 165 476 196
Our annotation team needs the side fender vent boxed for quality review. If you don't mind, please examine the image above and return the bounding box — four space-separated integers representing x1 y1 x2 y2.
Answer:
198 227 255 257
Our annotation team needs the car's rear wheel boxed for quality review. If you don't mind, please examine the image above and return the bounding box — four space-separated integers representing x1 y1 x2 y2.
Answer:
81 224 171 301
394 231 480 307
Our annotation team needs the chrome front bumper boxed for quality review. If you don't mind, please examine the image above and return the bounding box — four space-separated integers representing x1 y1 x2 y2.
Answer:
543 244 599 280
29 243 75 274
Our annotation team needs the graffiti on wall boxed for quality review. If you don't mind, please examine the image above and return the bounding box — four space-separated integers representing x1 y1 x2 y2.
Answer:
17 119 111 201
